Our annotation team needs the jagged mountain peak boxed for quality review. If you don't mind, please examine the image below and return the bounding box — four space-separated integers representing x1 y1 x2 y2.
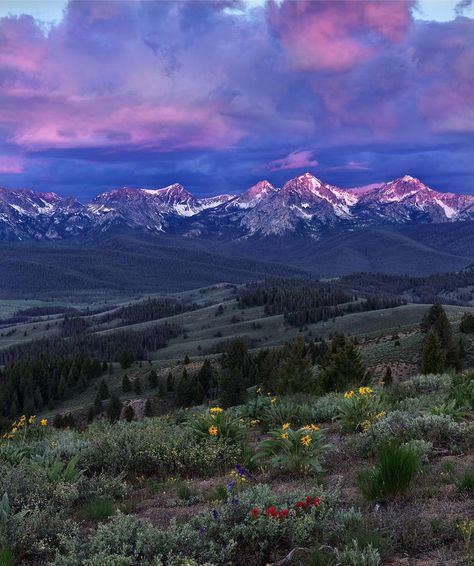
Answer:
1 173 474 241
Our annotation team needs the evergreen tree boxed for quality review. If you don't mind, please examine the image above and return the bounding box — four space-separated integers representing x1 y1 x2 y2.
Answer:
383 365 393 386
176 368 191 407
98 378 109 400
124 404 134 422
144 398 153 417
275 337 315 394
319 333 367 393
158 380 166 397
148 369 158 389
57 375 67 399
184 355 190 365
107 394 122 422
94 395 103 414
421 303 452 348
219 367 245 408
421 331 445 374
122 374 131 393
197 359 213 397
133 377 142 395
101 360 108 373
119 351 134 369
166 371 175 392
87 405 95 424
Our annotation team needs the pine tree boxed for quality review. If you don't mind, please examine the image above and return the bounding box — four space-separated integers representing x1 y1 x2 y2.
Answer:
197 359 213 397
119 351 134 369
98 378 109 400
122 374 131 393
219 367 245 408
184 355 190 365
87 405 95 423
383 365 393 386
176 369 191 407
319 333 367 393
275 337 315 394
144 398 153 417
133 377 142 395
148 369 158 389
166 372 175 392
158 380 166 397
107 394 122 422
124 404 134 422
421 331 445 374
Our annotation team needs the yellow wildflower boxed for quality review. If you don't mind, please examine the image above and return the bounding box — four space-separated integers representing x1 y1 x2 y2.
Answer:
344 390 354 399
256 387 262 394
360 420 371 433
300 435 312 447
40 418 48 427
270 397 277 404
11 427 17 433
358 386 374 396
281 432 289 439
210 407 223 414
303 424 320 431
250 419 260 426
282 422 290 430
28 415 36 424
208 425 218 437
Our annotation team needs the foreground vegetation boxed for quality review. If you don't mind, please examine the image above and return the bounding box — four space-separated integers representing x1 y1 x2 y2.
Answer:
0 364 472 565
0 287 473 565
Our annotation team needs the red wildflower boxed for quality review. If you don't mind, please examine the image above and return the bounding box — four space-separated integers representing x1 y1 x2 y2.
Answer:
251 507 260 518
305 496 313 503
278 509 289 519
312 497 321 507
266 505 278 518
295 501 307 509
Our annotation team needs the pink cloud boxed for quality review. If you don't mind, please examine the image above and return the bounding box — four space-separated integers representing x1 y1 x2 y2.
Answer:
0 156 23 174
267 149 319 172
328 160 371 172
267 0 414 72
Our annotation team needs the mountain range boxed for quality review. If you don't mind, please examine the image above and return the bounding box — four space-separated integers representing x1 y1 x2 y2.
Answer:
1 173 474 242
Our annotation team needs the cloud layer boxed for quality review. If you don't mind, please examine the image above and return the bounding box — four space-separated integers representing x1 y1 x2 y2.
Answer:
0 0 473 197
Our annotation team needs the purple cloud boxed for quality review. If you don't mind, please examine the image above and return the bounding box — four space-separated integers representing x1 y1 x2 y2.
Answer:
0 0 472 197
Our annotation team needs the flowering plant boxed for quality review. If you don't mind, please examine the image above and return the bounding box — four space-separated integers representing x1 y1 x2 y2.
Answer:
253 424 332 474
188 407 245 444
337 387 386 432
250 494 321 520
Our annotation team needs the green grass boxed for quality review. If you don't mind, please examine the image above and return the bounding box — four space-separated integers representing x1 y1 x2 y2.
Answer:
0 546 15 566
357 441 422 501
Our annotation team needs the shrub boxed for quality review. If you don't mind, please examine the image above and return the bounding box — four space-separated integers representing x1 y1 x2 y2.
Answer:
333 539 381 566
254 424 332 474
456 467 474 494
54 484 336 566
79 419 242 478
77 498 114 521
357 411 473 453
357 441 421 501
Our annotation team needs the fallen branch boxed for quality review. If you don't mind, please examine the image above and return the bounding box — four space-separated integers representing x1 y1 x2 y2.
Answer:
267 547 309 566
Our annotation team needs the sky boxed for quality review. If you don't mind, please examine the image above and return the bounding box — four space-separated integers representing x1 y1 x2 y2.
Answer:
0 0 473 200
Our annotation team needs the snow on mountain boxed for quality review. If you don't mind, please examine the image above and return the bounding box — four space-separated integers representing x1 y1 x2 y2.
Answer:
1 174 474 241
